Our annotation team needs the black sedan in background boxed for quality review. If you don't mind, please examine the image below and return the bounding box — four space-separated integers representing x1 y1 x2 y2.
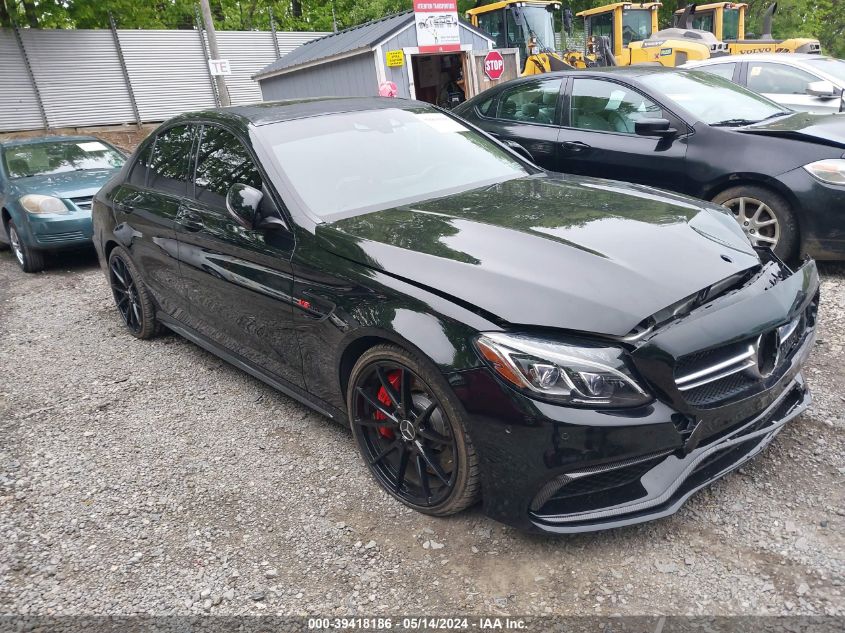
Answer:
454 68 845 261
93 98 818 533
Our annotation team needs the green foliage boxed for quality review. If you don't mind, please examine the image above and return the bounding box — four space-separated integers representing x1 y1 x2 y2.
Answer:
0 0 415 31
0 0 840 60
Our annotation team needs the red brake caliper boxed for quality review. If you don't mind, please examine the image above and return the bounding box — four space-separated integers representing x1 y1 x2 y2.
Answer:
374 370 401 440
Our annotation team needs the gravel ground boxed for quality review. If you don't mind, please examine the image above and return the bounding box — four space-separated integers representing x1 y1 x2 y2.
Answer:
0 249 843 618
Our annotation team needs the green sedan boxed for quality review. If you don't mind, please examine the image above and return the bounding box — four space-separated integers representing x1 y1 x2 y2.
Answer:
0 136 126 272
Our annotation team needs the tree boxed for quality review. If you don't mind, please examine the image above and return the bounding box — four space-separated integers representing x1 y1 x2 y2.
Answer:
0 0 839 61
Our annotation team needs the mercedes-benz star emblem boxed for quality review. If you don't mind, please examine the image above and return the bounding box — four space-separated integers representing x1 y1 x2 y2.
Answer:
749 316 800 380
399 419 416 442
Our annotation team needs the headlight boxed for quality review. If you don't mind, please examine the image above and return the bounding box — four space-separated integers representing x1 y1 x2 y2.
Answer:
474 332 651 408
19 194 69 215
803 159 845 185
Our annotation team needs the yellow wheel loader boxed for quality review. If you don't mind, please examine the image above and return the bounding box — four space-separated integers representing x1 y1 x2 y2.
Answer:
577 2 728 66
467 0 727 76
672 2 821 54
465 1 575 75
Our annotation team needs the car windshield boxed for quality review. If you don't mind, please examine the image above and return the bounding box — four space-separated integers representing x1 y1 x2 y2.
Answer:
2 139 125 179
805 58 845 84
261 107 529 221
638 71 790 125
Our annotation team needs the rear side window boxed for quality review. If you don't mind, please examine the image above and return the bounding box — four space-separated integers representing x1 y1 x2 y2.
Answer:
476 96 496 117
193 126 262 209
496 79 561 125
747 62 819 95
697 63 736 81
128 141 153 187
148 125 195 195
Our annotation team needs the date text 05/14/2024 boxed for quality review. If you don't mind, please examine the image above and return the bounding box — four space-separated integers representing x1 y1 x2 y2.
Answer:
307 617 528 630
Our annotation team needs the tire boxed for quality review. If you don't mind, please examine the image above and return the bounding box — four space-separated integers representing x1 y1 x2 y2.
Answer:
107 246 160 339
712 185 798 261
7 220 45 273
347 344 480 517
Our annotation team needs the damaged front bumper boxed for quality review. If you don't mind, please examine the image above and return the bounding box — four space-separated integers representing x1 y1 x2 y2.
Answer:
451 257 820 533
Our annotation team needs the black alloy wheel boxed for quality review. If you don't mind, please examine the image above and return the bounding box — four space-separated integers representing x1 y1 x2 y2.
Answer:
107 247 159 339
348 345 480 516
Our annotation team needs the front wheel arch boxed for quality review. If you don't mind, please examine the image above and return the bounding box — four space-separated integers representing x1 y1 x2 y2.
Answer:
337 328 466 411
0 208 10 249
710 181 800 261
704 177 804 238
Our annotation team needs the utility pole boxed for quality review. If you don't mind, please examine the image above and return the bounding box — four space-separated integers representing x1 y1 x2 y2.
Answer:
199 0 230 107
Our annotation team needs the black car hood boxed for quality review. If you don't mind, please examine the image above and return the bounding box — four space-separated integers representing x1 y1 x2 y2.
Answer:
739 111 845 148
317 175 759 337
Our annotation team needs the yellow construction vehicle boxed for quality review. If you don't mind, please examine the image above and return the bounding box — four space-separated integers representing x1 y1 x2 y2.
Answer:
673 2 821 54
467 0 727 75
577 2 728 66
465 1 575 75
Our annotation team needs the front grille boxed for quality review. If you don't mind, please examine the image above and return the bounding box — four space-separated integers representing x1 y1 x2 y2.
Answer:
683 371 758 407
70 196 93 211
36 231 87 243
674 339 758 407
673 298 817 409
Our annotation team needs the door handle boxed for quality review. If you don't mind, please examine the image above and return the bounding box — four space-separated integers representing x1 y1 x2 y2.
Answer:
177 207 204 232
561 140 591 153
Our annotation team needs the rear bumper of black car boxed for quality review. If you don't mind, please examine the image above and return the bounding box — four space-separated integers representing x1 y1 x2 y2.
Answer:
450 258 819 534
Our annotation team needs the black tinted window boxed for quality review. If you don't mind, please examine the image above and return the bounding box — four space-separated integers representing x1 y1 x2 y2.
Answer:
476 96 496 117
128 141 153 186
149 125 194 194
194 126 261 207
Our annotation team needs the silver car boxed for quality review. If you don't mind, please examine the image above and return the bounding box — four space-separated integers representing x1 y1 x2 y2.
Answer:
683 54 845 114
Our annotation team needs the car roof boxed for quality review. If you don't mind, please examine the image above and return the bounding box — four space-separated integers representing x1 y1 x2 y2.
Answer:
688 53 836 64
172 96 434 128
493 66 691 85
0 134 101 149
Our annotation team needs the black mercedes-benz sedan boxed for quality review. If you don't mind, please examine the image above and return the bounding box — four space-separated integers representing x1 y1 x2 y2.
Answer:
453 67 845 262
92 98 819 533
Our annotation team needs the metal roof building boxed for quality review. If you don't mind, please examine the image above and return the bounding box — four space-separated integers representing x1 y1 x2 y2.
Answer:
253 11 516 104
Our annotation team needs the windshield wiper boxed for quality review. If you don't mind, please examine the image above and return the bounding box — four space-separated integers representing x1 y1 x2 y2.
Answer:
758 111 792 122
711 118 759 127
712 111 791 127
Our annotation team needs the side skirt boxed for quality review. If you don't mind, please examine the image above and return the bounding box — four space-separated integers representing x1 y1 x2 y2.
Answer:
156 312 346 423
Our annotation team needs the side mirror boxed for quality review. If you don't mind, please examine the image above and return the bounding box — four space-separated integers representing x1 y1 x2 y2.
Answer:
225 183 263 230
635 118 677 137
257 216 287 231
806 80 841 98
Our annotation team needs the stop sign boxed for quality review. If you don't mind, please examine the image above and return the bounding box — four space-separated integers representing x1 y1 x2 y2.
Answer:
483 50 505 80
